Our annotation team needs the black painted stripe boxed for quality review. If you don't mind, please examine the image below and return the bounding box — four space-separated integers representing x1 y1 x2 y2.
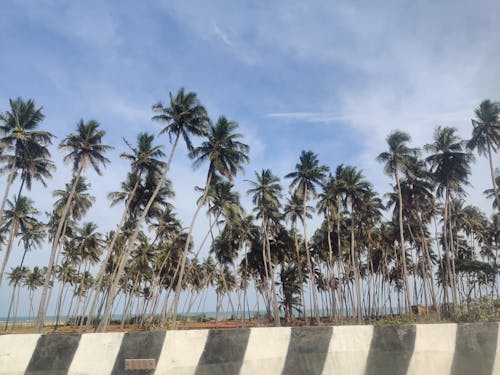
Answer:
451 322 498 375
194 328 251 375
110 331 166 375
25 333 81 375
281 326 333 375
364 325 416 375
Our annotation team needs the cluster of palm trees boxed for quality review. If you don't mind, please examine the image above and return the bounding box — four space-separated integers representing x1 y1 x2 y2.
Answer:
0 91 498 332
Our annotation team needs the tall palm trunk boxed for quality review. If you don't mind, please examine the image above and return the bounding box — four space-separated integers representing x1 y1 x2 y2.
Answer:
84 173 142 330
0 160 17 225
97 134 180 332
487 141 500 209
303 186 320 324
350 214 362 323
336 199 344 322
395 170 412 314
3 284 17 332
170 172 213 324
35 165 83 332
265 219 280 326
0 221 18 287
292 223 308 323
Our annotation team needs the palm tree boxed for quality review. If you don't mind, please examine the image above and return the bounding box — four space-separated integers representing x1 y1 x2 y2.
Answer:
4 266 28 331
0 196 39 286
247 169 282 325
0 98 53 223
24 266 45 323
467 100 500 209
284 191 311 322
336 165 371 322
171 116 249 323
35 119 111 332
484 168 500 209
285 150 328 324
377 130 417 313
85 133 165 329
96 89 209 332
425 126 473 307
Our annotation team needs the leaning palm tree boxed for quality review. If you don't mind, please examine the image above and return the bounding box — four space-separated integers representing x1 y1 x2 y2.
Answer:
247 169 283 325
84 133 165 329
284 191 312 322
4 266 28 331
484 168 500 209
377 130 417 313
24 266 45 323
467 100 500 209
35 119 111 332
0 98 53 223
336 165 371 322
0 196 39 286
96 89 209 332
425 126 473 307
170 116 249 323
285 150 328 324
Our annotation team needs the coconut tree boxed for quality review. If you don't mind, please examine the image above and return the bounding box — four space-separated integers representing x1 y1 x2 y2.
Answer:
85 133 165 329
284 191 312 322
285 150 328 324
247 169 283 325
96 89 209 332
4 266 28 331
467 100 500 209
171 116 249 323
425 126 473 307
0 98 53 223
377 130 418 312
24 266 45 323
35 119 111 331
484 169 500 209
335 165 371 322
0 196 39 286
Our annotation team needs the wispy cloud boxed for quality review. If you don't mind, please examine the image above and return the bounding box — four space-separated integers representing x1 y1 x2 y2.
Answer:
213 22 232 46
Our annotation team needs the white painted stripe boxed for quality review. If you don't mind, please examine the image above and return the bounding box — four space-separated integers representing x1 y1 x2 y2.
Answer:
155 329 209 375
491 323 500 375
322 325 373 375
407 323 457 375
68 332 124 375
239 327 291 375
0 334 41 375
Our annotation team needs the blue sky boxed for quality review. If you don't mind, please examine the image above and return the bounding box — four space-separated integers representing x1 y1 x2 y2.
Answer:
0 0 499 315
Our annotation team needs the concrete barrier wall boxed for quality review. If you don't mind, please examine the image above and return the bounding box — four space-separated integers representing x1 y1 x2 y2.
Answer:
0 323 499 374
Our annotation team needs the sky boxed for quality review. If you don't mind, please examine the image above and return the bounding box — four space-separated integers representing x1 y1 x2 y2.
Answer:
0 0 499 315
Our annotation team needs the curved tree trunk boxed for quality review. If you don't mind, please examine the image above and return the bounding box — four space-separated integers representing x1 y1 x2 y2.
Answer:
35 166 83 332
0 221 18 287
83 173 141 331
97 134 180 332
170 172 213 324
0 160 17 226
303 186 320 324
395 170 412 315
487 141 500 210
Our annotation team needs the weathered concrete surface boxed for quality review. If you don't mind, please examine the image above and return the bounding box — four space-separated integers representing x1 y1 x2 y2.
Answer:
194 328 251 375
110 331 165 375
451 322 499 375
281 326 333 375
323 325 373 375
25 333 81 375
0 323 498 374
68 332 124 375
240 327 290 375
0 334 40 374
407 323 457 375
